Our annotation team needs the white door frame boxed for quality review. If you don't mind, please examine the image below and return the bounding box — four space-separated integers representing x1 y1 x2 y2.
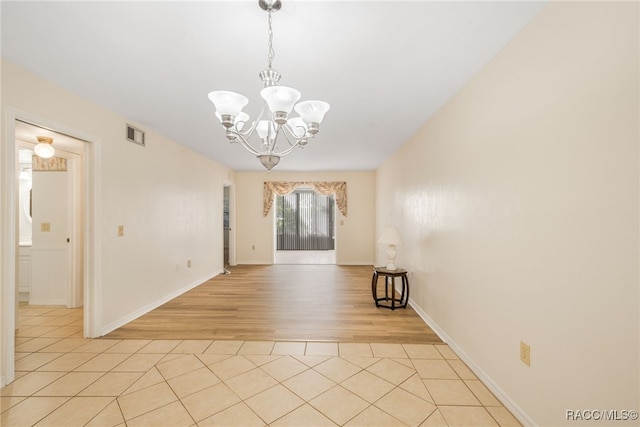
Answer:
1 109 102 387
223 180 236 267
66 153 84 308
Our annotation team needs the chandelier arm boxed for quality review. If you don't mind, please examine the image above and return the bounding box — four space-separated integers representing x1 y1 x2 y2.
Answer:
235 105 266 140
226 105 272 155
271 134 307 157
272 142 303 157
231 132 263 156
280 124 295 146
266 125 285 153
281 123 307 146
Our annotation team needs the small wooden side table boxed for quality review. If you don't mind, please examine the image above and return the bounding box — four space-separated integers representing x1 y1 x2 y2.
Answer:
371 267 409 310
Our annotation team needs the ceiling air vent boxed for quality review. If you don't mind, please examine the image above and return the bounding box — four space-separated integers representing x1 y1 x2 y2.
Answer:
126 124 145 147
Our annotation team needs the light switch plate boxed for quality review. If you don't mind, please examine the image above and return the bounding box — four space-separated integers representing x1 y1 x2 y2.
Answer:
520 341 531 366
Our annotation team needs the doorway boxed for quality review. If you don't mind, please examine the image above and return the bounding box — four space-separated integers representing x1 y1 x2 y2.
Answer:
222 181 235 271
1 112 98 388
223 185 230 269
14 122 86 308
273 188 336 264
16 131 84 308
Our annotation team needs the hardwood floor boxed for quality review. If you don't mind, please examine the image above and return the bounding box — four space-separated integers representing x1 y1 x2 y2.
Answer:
106 264 442 344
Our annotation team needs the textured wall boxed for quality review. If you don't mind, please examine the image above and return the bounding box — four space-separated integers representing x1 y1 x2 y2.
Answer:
2 60 235 334
236 171 375 266
375 2 639 425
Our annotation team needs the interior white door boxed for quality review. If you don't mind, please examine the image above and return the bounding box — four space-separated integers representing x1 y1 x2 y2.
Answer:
30 165 71 305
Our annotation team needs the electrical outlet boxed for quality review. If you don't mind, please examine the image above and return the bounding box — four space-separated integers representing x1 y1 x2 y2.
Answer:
520 341 531 367
187 259 192 268
41 222 51 232
117 225 124 237
252 245 255 250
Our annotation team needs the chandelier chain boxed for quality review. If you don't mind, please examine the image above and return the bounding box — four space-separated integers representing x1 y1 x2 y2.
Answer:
267 9 275 69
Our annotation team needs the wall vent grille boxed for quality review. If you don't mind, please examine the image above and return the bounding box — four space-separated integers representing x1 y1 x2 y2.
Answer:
126 124 145 147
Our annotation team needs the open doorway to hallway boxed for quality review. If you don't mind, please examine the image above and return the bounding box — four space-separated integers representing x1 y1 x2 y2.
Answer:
0 118 97 392
15 121 86 310
222 181 235 272
223 184 230 271
1 114 96 388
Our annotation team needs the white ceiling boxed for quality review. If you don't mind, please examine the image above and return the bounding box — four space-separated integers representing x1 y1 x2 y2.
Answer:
1 1 545 171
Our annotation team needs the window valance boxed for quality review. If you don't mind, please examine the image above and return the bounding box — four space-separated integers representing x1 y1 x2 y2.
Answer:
263 181 347 217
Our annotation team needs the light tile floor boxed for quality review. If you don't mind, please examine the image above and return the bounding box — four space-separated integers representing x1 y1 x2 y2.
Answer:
1 305 522 426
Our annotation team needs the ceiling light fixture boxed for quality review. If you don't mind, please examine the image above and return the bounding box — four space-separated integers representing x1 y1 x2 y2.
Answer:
34 136 55 159
207 0 330 171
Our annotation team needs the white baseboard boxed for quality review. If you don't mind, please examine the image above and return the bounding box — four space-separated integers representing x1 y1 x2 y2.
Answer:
100 272 218 336
337 261 375 266
408 297 536 427
236 261 375 266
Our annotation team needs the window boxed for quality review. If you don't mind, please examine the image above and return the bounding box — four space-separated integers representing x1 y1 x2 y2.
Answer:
276 189 335 250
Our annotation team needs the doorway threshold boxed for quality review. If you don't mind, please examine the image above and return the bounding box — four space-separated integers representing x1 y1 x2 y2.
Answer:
274 250 336 264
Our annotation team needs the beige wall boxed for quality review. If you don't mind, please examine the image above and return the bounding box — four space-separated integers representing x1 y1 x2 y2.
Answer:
375 2 638 425
1 60 235 334
236 171 375 265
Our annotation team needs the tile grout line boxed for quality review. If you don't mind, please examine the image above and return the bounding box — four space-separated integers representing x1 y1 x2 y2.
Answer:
5 306 522 427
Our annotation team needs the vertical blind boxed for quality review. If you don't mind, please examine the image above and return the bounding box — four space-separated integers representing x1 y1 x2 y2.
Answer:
276 189 335 250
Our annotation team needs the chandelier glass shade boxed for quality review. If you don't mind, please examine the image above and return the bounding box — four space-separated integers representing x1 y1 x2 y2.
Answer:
208 0 330 171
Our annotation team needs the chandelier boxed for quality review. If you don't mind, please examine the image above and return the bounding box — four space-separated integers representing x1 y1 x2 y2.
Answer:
208 0 330 171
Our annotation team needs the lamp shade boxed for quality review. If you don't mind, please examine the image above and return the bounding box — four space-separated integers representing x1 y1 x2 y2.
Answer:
260 86 301 114
378 227 403 245
208 91 249 116
294 100 330 124
34 136 55 159
256 120 277 139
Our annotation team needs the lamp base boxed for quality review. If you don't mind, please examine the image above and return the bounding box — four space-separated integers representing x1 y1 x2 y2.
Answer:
385 244 398 271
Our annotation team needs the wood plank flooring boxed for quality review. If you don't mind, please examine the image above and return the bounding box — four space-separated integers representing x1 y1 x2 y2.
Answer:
106 264 442 344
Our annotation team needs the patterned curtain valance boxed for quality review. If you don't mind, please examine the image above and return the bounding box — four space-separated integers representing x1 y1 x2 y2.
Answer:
263 181 348 217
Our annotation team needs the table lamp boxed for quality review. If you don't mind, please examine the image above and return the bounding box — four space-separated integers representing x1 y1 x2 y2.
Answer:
379 227 403 270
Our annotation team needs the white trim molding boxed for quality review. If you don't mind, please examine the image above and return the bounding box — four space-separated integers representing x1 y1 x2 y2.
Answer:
408 297 536 427
1 108 101 387
100 272 218 336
